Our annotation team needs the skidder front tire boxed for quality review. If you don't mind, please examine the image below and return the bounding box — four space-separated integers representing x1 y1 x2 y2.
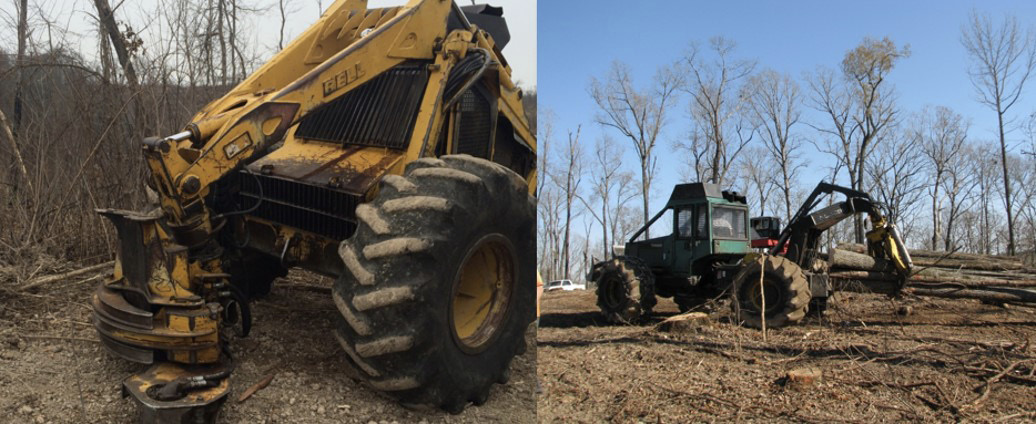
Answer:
732 256 810 328
595 257 656 324
332 155 535 413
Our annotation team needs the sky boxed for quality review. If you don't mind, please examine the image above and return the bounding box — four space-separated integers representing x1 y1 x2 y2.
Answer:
539 0 1036 245
1 0 535 87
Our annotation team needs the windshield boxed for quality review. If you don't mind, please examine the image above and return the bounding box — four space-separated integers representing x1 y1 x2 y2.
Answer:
712 206 747 239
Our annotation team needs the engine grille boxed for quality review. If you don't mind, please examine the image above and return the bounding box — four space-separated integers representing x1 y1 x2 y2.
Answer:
455 89 492 158
296 64 429 149
238 173 360 240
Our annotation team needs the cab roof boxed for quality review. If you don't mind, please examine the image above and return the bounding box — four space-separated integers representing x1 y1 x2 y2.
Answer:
666 183 748 208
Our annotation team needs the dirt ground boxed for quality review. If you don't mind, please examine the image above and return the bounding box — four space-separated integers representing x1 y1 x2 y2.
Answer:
537 289 1036 423
0 269 535 424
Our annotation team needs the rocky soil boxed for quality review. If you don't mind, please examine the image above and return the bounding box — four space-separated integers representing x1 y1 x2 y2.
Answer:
0 269 535 423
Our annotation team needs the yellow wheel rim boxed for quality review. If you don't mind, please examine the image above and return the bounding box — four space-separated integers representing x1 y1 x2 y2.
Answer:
745 276 783 314
451 234 515 352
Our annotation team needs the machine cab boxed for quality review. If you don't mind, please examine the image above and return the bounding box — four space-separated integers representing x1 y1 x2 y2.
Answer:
750 216 782 250
624 183 751 278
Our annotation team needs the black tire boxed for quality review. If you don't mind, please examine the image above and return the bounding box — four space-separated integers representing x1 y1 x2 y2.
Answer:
594 257 656 324
332 155 535 413
731 256 810 328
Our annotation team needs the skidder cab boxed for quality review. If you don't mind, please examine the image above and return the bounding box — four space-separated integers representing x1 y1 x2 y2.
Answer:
592 183 753 323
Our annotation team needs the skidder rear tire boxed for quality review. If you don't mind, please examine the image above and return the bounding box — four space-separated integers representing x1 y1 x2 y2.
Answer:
732 256 810 328
332 155 535 413
595 257 656 324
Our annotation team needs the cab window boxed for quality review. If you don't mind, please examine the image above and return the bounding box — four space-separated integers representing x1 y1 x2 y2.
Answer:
676 209 694 238
695 205 708 239
712 206 747 239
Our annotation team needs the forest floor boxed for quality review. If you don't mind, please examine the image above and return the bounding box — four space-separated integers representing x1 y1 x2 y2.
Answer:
0 267 535 424
538 289 1036 423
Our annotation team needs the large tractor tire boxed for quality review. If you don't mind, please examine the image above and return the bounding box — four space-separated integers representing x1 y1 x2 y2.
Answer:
731 256 810 328
595 257 656 324
332 155 535 413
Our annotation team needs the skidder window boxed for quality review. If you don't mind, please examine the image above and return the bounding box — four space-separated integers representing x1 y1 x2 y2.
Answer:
712 206 747 239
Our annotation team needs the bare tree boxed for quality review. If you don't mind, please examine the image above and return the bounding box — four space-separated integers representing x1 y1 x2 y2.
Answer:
554 127 584 280
577 135 637 260
866 129 927 239
914 106 969 250
808 37 909 242
536 110 559 280
961 11 1036 255
590 61 681 239
737 146 778 218
941 145 980 251
970 142 1003 254
678 36 756 187
746 68 803 221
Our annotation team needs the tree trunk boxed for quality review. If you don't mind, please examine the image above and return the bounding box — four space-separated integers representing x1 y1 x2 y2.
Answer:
931 179 941 250
997 110 1015 255
641 164 650 239
92 0 139 88
13 0 28 134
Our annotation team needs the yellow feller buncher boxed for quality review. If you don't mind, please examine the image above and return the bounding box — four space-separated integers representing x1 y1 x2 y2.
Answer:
91 1 536 421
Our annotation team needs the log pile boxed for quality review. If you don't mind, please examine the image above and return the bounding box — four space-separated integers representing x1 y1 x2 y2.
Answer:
826 243 1036 304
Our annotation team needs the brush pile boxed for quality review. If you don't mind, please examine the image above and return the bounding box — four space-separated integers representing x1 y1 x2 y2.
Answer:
826 243 1036 304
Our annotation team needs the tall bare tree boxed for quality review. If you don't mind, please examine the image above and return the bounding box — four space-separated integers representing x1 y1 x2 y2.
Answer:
941 145 980 251
961 11 1036 255
590 61 681 239
746 69 803 222
970 142 1003 254
808 37 909 242
678 36 756 187
577 135 637 260
915 106 969 250
556 126 584 280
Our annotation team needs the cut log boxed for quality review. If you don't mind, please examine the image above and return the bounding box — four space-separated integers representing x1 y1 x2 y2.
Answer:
829 270 1036 289
655 312 711 333
829 249 895 273
836 243 1027 270
907 287 1036 304
828 249 1036 281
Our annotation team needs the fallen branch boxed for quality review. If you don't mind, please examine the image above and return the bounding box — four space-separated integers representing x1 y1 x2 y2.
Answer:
963 360 1029 411
19 261 113 292
237 373 276 403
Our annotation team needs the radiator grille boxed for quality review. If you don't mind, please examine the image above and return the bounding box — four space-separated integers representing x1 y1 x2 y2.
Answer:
455 89 492 158
296 65 429 149
238 173 360 240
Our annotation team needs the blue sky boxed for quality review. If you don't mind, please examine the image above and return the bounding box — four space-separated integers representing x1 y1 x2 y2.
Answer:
539 0 1036 228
